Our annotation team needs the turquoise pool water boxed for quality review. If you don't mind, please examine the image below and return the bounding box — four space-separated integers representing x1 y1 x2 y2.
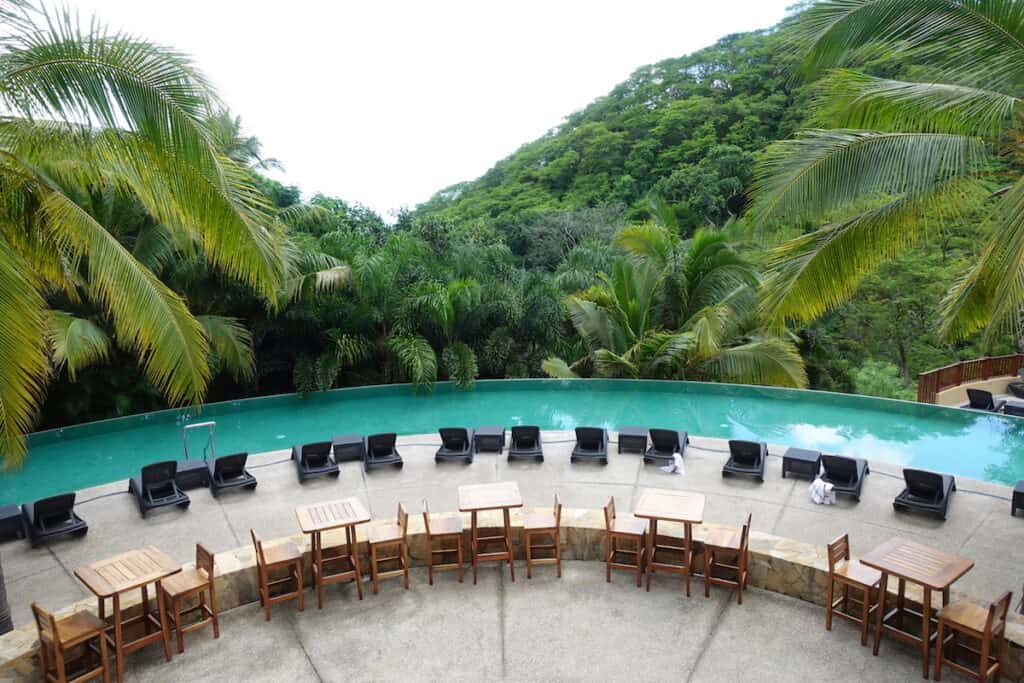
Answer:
3 379 1023 503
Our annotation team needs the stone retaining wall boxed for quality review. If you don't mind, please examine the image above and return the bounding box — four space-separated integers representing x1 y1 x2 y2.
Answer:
3 508 1022 680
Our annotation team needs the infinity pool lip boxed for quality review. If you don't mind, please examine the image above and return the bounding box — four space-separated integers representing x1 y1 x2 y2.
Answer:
4 378 1023 502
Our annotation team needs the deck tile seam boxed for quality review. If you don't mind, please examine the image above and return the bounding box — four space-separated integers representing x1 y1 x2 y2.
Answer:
287 610 325 683
682 590 733 683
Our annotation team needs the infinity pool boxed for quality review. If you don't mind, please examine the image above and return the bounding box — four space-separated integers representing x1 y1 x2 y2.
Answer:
3 379 1022 502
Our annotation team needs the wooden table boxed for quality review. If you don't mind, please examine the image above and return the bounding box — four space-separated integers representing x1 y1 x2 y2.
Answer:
296 497 372 606
633 488 705 596
860 537 974 679
75 546 181 683
458 481 522 584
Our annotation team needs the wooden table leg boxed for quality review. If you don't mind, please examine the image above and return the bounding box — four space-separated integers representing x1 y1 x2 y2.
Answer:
920 587 931 679
683 522 692 597
504 507 515 582
645 519 656 592
873 572 888 656
155 581 172 662
313 531 323 609
113 593 124 683
471 511 479 585
349 526 364 600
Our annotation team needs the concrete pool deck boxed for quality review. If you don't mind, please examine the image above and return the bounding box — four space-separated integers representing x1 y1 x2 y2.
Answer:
2 432 1022 678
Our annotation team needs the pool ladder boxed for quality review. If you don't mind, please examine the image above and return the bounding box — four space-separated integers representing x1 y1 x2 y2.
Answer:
182 421 216 461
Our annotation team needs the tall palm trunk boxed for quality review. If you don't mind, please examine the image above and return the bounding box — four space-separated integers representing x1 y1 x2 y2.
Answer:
0 556 12 633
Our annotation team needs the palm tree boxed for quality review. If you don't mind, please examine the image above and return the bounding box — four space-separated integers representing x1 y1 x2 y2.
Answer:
0 2 285 464
543 224 808 386
751 0 1024 340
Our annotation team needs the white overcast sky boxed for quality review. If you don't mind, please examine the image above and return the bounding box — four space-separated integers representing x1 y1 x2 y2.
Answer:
73 1 794 218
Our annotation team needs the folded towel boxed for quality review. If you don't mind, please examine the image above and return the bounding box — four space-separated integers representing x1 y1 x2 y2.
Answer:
810 477 835 505
660 452 685 476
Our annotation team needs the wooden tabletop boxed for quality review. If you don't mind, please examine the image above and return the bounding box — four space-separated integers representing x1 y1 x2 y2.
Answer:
458 481 523 512
860 537 973 591
296 497 371 534
633 488 705 524
75 546 180 598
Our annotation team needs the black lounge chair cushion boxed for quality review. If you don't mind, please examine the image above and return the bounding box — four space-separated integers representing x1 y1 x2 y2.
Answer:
129 461 190 515
436 428 473 462
571 427 608 462
894 468 956 519
645 429 686 462
722 440 766 480
966 389 1005 412
365 433 403 469
509 426 543 460
21 493 87 545
820 454 869 499
209 452 257 494
292 441 340 480
1009 383 1024 400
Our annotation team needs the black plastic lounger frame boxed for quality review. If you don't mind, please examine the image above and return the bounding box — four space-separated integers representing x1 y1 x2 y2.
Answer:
21 493 87 547
292 441 340 482
893 468 956 520
364 433 403 471
129 461 191 517
508 426 544 462
435 428 474 464
721 440 767 482
966 388 1006 413
819 454 869 501
644 428 687 465
209 452 258 496
571 427 608 464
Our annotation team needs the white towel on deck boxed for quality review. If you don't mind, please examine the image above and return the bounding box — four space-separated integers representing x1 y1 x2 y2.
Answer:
809 477 835 505
660 452 685 476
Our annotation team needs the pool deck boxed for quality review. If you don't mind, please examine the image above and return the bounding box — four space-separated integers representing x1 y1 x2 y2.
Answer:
4 431 1021 635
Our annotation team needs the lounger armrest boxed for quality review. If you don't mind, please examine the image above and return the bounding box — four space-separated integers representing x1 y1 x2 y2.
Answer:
995 400 1007 412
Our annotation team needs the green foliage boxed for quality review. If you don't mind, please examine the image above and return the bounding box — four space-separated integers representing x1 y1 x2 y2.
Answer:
852 361 915 401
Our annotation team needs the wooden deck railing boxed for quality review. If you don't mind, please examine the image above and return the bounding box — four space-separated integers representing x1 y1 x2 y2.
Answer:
917 354 1024 403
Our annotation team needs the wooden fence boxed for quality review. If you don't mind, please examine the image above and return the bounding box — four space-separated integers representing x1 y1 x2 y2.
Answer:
917 354 1024 403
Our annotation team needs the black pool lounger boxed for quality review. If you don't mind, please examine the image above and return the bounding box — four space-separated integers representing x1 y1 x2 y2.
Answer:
436 427 474 464
209 452 258 496
129 461 191 517
893 468 956 520
571 427 608 464
365 433 404 471
644 428 686 465
292 441 340 482
819 454 869 501
508 426 544 462
965 388 1006 413
21 493 87 546
722 440 767 482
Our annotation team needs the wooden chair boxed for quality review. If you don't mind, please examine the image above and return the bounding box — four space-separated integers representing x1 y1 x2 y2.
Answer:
703 514 751 604
523 494 562 579
825 534 881 645
368 503 409 594
422 499 464 585
934 591 1013 682
603 496 647 587
31 602 109 683
250 528 304 621
159 543 220 654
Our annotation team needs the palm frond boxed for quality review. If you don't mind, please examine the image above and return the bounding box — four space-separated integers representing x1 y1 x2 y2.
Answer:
442 341 478 389
750 129 984 223
701 337 809 388
635 331 696 377
541 357 580 379
0 236 49 465
614 222 675 268
331 333 374 367
47 310 111 379
198 315 254 381
387 335 437 394
814 69 1019 137
593 348 639 378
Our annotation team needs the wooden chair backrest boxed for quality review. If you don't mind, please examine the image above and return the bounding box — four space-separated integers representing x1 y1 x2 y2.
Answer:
553 494 562 528
827 534 850 574
422 499 432 537
603 497 616 532
196 543 215 579
30 602 55 645
250 529 266 568
397 503 409 539
739 514 752 569
986 591 1013 638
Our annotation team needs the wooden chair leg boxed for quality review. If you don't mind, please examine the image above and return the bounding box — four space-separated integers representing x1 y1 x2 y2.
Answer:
704 548 712 598
860 586 870 646
208 586 220 639
54 641 67 683
402 541 409 590
605 534 612 583
457 536 464 583
555 528 562 578
99 630 110 683
173 596 185 654
526 531 533 579
934 620 945 681
826 578 834 631
426 538 434 586
263 583 271 621
371 543 380 595
296 561 305 612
